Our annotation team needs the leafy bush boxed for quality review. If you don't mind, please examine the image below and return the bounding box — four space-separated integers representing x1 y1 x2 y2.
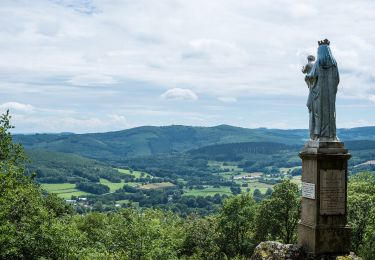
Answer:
76 182 110 195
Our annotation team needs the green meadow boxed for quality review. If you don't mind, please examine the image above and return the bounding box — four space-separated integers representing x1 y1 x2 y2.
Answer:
41 183 90 199
243 181 273 193
138 182 175 190
117 168 153 178
99 178 125 192
183 186 232 196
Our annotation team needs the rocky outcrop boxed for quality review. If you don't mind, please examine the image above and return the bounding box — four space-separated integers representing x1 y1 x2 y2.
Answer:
250 241 362 260
251 241 304 260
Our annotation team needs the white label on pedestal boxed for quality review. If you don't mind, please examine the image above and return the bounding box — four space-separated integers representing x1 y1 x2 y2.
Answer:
302 182 315 199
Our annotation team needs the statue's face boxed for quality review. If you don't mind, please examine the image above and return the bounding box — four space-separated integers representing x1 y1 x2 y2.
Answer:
308 55 315 62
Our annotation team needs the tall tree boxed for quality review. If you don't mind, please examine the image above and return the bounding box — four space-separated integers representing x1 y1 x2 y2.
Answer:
348 172 375 257
180 215 222 259
255 180 300 244
0 111 73 259
217 193 258 258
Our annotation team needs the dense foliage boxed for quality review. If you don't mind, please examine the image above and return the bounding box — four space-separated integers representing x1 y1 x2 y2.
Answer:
2 111 375 259
348 172 375 259
76 182 110 195
0 112 299 258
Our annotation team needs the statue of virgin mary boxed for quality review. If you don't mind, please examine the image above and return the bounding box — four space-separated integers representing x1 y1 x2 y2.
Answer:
306 39 340 141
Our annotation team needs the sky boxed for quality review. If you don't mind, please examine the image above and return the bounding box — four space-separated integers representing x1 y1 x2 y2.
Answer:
1 0 375 133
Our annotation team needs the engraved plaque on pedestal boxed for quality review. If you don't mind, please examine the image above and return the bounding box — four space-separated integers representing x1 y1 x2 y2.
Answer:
320 169 346 215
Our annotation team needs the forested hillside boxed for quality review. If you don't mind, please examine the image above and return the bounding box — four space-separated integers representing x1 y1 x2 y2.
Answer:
14 125 306 160
14 125 375 161
27 149 123 183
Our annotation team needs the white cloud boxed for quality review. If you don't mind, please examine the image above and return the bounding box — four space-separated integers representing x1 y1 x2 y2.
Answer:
288 3 318 18
2 0 375 99
1 0 375 131
10 113 129 133
339 119 375 128
0 102 34 113
108 114 128 127
68 74 117 86
184 38 249 68
160 88 198 101
218 97 237 103
57 115 128 132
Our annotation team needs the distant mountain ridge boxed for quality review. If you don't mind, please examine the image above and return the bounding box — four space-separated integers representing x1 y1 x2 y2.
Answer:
13 125 375 160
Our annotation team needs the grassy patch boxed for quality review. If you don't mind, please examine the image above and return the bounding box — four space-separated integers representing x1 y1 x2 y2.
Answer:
126 182 141 187
233 172 263 179
279 166 302 174
41 183 90 199
42 183 76 192
99 178 125 192
117 168 152 178
100 178 142 191
139 182 175 190
58 191 89 199
246 181 273 193
116 199 129 205
209 161 247 180
183 186 232 196
209 161 243 171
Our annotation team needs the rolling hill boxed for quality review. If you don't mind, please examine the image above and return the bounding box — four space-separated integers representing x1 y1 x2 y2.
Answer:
26 149 124 183
14 125 375 161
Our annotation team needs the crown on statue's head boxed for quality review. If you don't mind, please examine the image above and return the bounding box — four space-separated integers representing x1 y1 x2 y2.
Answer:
318 39 330 46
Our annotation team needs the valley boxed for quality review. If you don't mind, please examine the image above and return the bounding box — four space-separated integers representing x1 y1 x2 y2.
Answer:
16 125 375 215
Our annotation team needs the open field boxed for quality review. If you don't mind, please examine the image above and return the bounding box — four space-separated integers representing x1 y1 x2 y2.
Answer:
183 182 272 197
125 182 141 187
233 172 262 179
117 168 153 178
100 178 142 191
208 161 243 171
218 171 241 179
42 179 143 198
356 160 375 166
217 168 247 179
139 182 175 190
183 186 232 196
279 166 302 174
41 183 90 199
244 181 273 193
116 199 129 205
99 178 125 192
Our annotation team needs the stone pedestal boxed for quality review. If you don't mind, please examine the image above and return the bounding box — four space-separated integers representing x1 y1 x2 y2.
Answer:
298 141 351 257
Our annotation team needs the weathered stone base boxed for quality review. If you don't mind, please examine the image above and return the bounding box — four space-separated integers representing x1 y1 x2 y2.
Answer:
298 140 351 257
298 223 351 256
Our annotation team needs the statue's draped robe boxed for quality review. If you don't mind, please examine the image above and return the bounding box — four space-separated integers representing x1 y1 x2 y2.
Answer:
308 45 339 140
